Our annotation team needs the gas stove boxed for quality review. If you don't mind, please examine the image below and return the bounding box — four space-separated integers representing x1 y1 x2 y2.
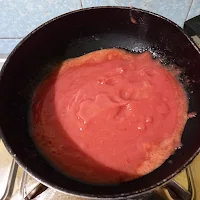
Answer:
1 16 200 200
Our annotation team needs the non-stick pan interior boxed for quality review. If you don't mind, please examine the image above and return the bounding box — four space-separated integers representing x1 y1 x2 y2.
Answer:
0 7 200 198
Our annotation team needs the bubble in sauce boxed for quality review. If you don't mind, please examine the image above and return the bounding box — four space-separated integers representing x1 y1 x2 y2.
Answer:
145 116 153 123
116 67 124 73
137 123 146 131
157 102 169 115
120 89 132 100
105 78 118 86
97 77 106 85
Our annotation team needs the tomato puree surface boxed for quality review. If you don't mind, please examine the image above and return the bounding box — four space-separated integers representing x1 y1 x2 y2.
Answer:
31 49 188 184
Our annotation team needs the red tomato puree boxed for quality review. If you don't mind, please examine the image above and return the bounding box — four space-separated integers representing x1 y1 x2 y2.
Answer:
31 49 188 184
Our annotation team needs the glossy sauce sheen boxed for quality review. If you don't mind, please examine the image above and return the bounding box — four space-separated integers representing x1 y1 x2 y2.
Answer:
31 49 188 184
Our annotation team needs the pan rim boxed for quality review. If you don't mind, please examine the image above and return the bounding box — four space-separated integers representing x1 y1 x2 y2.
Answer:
0 6 200 199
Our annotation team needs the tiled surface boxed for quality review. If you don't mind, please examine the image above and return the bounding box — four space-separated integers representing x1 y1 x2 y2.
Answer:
0 0 199 54
0 39 21 54
187 0 200 20
82 0 193 27
0 0 81 54
0 0 81 38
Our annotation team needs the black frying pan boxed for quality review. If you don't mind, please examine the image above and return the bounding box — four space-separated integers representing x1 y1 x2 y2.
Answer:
0 7 200 199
